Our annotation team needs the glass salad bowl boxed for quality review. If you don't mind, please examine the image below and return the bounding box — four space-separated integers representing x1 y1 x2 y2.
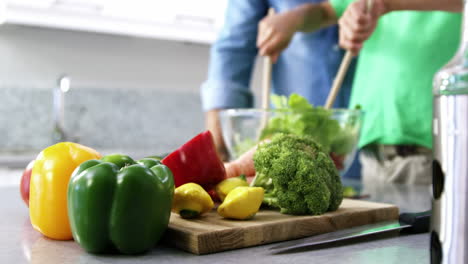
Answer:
219 107 363 176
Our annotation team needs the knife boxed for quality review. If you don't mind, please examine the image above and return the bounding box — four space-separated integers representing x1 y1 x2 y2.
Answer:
269 210 431 254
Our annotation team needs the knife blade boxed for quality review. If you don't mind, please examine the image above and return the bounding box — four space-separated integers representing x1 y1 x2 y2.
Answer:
269 210 431 254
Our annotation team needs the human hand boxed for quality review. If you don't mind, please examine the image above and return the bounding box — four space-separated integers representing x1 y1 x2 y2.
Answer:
256 10 303 63
338 0 387 55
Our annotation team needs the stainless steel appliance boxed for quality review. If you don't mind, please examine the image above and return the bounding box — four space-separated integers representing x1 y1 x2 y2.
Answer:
431 2 468 263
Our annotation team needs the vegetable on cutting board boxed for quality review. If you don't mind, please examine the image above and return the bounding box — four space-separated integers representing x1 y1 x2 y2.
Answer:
172 183 214 219
215 174 249 201
162 130 226 198
68 160 174 254
217 186 264 220
224 144 258 179
251 133 343 215
343 186 359 198
29 142 101 240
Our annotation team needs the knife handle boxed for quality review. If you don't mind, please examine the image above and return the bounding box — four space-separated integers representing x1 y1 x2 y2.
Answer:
399 210 431 234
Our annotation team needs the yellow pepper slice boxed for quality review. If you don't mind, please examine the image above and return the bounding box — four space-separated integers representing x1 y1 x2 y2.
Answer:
217 186 264 220
29 142 101 240
172 183 214 219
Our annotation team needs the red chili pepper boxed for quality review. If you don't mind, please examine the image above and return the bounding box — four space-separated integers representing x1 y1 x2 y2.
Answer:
162 131 226 191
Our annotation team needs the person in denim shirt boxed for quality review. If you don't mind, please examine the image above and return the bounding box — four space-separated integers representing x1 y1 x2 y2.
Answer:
201 0 358 177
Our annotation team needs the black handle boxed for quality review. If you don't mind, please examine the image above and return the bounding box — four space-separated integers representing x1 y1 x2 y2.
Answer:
399 210 431 234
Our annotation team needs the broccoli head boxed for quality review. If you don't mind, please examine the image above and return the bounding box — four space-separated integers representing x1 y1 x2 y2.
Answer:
251 133 343 215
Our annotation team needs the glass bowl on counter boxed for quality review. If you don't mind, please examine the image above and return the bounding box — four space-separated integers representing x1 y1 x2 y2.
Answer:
219 108 363 176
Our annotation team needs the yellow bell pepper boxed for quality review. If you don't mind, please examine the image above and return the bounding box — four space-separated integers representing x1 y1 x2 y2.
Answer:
215 175 249 202
172 183 214 219
217 187 264 220
29 142 101 240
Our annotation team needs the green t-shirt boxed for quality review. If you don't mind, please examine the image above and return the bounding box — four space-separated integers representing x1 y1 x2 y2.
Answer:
330 0 462 148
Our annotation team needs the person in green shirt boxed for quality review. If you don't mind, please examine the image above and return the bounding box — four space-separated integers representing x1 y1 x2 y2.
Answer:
256 0 463 184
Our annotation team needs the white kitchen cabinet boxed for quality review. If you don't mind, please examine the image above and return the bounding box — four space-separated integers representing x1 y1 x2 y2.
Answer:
0 0 227 44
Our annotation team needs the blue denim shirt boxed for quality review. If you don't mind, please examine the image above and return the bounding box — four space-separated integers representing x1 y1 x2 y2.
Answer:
200 0 356 111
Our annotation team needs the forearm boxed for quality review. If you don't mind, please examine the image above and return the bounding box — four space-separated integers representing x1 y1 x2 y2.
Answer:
294 2 338 33
384 0 463 13
205 109 229 161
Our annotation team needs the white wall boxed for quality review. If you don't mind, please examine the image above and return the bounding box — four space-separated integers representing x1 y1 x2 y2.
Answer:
0 24 262 94
0 24 211 91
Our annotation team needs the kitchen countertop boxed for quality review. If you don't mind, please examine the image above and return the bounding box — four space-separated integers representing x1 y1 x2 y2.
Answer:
0 172 432 264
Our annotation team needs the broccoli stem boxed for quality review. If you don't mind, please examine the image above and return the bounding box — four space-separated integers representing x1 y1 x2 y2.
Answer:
249 174 259 187
263 195 279 208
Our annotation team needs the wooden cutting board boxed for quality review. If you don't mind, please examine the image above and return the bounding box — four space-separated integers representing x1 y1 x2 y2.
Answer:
163 199 399 254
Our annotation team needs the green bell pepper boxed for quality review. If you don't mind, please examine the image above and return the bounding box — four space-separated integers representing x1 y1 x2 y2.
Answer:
67 159 174 254
101 153 136 169
136 157 162 168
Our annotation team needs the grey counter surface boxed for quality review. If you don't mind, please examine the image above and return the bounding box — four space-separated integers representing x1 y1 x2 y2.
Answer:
0 174 431 264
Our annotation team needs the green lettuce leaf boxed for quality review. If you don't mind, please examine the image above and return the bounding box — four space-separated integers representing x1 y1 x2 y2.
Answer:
260 93 358 154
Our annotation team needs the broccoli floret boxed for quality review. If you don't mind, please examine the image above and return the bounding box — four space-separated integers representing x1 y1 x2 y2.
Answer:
251 134 343 215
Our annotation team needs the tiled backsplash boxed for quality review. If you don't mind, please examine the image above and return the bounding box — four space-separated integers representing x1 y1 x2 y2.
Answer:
0 24 263 161
0 86 204 156
0 24 210 157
